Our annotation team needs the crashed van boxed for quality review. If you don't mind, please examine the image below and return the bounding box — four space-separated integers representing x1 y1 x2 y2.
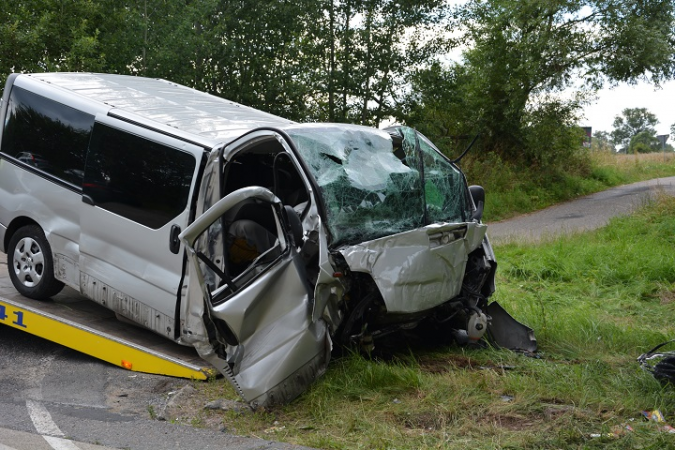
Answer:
0 73 534 408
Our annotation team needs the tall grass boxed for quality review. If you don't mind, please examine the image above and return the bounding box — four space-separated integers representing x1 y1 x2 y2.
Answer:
197 195 675 449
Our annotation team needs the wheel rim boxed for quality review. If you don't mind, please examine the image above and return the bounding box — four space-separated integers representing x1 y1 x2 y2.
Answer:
12 237 45 288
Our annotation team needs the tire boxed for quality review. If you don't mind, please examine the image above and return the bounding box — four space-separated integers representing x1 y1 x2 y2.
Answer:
7 225 64 299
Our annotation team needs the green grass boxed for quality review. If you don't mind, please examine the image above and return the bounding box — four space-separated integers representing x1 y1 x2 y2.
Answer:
193 194 675 449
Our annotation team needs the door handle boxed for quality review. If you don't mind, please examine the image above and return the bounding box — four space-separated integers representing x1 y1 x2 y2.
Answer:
169 224 181 254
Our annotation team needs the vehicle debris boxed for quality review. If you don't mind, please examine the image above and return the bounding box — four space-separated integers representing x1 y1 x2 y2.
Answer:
638 340 675 385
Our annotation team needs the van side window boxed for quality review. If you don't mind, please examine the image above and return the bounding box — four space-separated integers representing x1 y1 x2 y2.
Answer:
1 86 94 186
84 123 196 229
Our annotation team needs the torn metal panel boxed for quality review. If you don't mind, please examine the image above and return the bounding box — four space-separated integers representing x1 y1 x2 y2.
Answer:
487 301 537 353
311 227 346 325
180 186 330 407
210 262 330 406
339 222 487 314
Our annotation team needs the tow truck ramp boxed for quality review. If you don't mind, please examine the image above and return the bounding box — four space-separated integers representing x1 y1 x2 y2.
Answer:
0 265 213 380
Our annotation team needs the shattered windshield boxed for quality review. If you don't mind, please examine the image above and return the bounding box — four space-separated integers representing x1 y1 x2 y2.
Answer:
287 125 471 246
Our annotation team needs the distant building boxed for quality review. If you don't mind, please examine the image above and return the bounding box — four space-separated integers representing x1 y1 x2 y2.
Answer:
657 134 669 149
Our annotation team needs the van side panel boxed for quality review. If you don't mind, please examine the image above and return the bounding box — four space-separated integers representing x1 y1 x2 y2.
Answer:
78 116 205 336
0 160 83 288
0 77 99 288
0 222 6 254
0 75 207 341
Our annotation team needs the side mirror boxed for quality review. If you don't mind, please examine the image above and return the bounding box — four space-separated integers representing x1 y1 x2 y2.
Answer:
283 205 304 246
469 185 485 222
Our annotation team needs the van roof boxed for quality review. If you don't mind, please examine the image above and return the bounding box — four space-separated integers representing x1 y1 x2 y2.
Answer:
25 73 295 145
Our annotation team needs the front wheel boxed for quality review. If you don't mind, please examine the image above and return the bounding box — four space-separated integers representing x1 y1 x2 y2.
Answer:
7 225 64 299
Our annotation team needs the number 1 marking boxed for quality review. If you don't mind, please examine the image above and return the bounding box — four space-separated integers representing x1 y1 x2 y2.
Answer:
12 311 27 328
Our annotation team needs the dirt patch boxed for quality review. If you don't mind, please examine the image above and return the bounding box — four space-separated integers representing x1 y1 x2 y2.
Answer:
104 371 249 431
480 413 537 431
417 355 475 373
659 289 675 305
542 404 578 421
105 373 188 417
392 410 450 431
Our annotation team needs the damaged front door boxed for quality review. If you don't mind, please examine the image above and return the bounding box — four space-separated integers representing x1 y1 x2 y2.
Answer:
180 186 330 408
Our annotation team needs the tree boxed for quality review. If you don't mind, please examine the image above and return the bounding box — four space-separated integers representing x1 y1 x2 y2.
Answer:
127 0 449 124
137 0 323 120
309 0 448 125
610 107 659 153
592 130 614 152
400 0 675 166
400 62 477 155
591 130 616 153
0 0 143 88
629 130 661 153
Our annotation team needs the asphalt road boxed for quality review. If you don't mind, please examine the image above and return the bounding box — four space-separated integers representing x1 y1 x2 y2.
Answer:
487 176 675 243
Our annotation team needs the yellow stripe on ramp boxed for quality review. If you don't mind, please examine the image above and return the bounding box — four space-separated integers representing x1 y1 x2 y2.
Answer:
0 297 213 380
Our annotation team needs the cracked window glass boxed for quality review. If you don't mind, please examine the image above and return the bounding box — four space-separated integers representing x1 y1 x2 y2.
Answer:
288 125 470 246
398 127 471 226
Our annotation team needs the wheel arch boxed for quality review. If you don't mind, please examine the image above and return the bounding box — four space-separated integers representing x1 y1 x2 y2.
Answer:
4 217 41 253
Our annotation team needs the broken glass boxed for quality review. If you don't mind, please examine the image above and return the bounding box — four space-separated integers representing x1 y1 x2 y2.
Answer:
287 125 471 246
398 127 471 226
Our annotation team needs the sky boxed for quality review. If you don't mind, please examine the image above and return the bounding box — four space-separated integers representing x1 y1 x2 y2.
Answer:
580 79 675 137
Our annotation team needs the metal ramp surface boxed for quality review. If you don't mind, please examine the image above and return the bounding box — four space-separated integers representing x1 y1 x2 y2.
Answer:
0 262 213 380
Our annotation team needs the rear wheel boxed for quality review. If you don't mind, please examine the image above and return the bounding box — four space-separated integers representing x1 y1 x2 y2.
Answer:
7 225 64 299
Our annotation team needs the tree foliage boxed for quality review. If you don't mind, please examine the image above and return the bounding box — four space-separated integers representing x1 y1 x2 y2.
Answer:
611 107 660 153
0 0 450 124
0 0 674 169
592 130 615 152
137 0 322 120
316 0 447 125
0 0 147 79
400 0 675 167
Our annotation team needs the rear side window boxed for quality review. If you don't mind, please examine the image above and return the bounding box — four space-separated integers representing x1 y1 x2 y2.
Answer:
1 86 94 186
84 123 196 229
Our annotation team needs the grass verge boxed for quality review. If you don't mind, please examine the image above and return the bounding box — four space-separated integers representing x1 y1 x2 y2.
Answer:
192 194 675 449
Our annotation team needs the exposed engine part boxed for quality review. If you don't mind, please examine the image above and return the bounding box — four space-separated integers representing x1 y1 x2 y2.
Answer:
451 329 470 346
461 249 494 308
467 311 489 341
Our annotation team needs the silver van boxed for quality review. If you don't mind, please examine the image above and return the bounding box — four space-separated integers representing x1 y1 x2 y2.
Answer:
0 73 534 408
